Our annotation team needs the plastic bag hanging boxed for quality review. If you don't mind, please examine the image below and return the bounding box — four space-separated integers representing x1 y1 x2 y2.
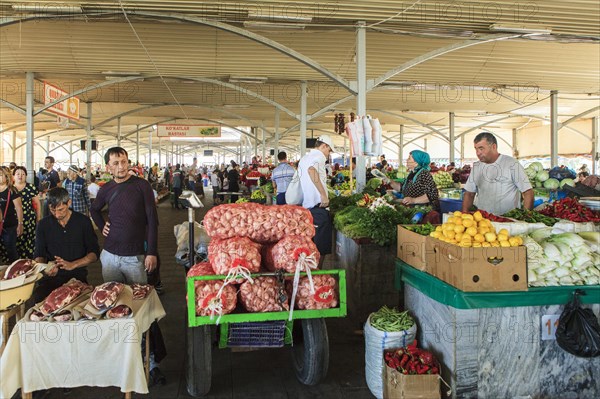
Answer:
556 289 600 358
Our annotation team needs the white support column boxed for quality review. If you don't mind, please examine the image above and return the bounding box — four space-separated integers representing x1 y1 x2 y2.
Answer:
593 117 599 175
274 108 280 161
449 112 455 164
25 72 35 184
171 142 175 166
399 125 405 164
300 81 308 156
12 131 17 162
86 103 93 180
47 137 50 155
158 138 162 167
148 129 153 167
136 125 140 164
117 117 121 146
253 127 258 159
239 142 243 165
69 142 73 165
261 125 266 163
512 128 518 159
356 21 367 190
460 135 465 163
550 90 558 167
343 137 347 165
424 139 428 152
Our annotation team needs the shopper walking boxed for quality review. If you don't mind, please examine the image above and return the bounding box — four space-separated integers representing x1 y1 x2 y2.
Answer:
87 175 100 204
64 165 91 216
0 166 24 263
297 136 335 263
271 151 295 205
33 187 99 302
227 161 240 203
39 156 61 192
172 164 184 209
210 167 221 204
13 166 42 259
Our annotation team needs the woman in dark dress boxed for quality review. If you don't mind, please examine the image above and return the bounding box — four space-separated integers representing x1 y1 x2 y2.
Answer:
388 150 439 210
13 166 42 259
0 166 25 263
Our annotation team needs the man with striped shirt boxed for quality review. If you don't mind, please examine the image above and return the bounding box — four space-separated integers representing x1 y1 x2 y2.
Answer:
271 152 295 205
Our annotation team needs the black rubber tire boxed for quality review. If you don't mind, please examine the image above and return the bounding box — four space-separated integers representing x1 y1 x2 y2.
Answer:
185 325 213 397
292 318 330 386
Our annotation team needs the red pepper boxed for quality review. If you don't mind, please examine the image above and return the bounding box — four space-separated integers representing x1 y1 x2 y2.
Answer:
430 366 439 374
399 354 410 369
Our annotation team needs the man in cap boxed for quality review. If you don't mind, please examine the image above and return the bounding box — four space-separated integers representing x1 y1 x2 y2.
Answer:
64 165 91 216
297 135 336 264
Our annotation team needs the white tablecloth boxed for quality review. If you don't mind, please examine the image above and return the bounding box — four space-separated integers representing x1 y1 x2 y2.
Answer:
0 290 166 398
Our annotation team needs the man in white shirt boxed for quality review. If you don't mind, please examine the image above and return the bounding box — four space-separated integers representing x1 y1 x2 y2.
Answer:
298 135 335 260
87 175 101 205
462 132 534 215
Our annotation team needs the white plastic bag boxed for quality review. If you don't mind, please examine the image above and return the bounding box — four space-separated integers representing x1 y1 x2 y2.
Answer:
285 170 303 205
364 314 417 399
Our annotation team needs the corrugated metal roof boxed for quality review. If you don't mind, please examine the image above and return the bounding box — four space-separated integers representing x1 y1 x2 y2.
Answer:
1 1 598 154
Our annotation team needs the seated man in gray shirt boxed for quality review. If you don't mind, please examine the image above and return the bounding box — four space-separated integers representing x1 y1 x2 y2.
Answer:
462 132 533 215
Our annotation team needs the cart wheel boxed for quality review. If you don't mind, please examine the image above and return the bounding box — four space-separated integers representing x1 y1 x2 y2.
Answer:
291 318 329 386
185 325 213 397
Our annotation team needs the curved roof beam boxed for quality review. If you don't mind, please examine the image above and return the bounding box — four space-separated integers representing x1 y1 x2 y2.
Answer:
93 103 272 137
561 106 600 126
372 110 448 141
35 76 142 115
0 120 54 134
2 13 354 94
370 33 522 88
0 99 25 114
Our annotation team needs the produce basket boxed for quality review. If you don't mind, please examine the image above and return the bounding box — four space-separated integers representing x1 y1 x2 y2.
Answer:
186 269 347 327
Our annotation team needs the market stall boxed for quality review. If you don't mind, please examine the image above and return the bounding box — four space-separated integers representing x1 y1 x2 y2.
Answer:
0 286 165 398
393 205 600 398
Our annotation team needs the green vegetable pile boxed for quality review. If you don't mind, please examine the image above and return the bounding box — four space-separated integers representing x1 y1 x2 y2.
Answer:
329 193 364 215
404 223 437 236
503 208 558 226
370 306 414 332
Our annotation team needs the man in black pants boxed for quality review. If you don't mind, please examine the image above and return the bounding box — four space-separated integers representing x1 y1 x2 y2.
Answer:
297 135 335 266
33 187 100 303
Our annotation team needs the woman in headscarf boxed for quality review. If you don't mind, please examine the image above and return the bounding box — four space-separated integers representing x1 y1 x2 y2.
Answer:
388 150 439 210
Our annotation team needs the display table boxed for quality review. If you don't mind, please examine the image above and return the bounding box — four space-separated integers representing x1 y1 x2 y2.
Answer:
396 260 600 398
0 304 25 357
0 291 166 399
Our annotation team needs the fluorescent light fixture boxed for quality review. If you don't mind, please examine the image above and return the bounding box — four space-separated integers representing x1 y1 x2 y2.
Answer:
101 71 142 77
243 21 305 30
223 104 251 109
12 4 82 13
228 76 268 84
247 11 312 23
489 24 552 35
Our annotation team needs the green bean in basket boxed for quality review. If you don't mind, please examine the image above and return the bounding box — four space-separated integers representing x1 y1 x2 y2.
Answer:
370 306 415 332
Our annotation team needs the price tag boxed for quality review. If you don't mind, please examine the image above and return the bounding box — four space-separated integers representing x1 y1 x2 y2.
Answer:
541 315 560 340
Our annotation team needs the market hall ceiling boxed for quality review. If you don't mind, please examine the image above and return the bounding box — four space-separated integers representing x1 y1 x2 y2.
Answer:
0 0 599 153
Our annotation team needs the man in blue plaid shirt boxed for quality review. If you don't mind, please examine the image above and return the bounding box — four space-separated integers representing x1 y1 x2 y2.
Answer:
64 165 91 216
271 151 296 205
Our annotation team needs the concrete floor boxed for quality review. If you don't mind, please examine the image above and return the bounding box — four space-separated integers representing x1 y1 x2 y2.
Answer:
38 189 372 399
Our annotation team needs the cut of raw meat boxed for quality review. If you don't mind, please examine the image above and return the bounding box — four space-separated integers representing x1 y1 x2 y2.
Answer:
131 284 153 300
30 310 46 322
90 282 124 310
53 310 73 322
2 259 35 280
39 279 91 315
106 305 132 318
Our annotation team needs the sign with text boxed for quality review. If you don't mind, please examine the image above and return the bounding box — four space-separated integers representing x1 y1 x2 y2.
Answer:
541 314 560 340
44 81 80 120
157 124 221 138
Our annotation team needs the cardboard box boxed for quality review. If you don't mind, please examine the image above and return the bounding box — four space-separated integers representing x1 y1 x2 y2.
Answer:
397 225 435 273
383 364 440 399
425 237 528 292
